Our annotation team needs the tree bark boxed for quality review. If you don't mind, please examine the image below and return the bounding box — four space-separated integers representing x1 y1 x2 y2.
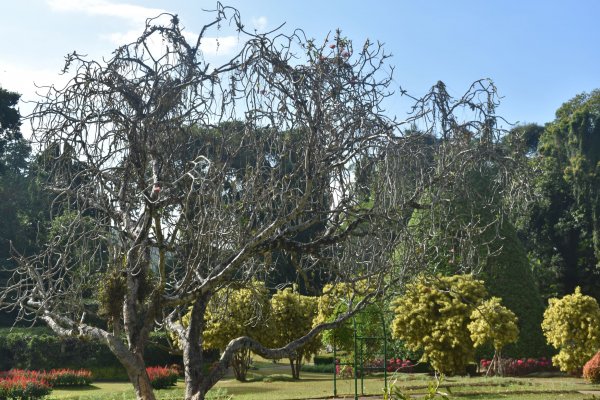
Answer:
289 356 302 379
123 355 156 400
183 294 210 400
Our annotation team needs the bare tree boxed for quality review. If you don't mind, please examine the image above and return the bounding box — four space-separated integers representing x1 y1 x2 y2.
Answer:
1 4 520 400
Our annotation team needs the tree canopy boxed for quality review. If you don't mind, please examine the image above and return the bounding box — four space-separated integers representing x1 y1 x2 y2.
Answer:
519 90 600 299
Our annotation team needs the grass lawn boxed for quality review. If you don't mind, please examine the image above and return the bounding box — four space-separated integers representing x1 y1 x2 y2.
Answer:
47 362 600 400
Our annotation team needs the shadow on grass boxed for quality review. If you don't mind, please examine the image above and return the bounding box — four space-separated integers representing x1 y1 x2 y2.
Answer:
241 373 332 383
55 385 103 392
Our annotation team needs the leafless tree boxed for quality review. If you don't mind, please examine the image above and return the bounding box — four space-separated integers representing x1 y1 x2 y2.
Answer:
0 4 521 400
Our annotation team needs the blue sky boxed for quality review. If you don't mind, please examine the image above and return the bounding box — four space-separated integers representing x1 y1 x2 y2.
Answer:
1 0 599 129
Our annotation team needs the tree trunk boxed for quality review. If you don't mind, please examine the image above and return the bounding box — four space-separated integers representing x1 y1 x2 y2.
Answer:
289 356 302 379
182 294 210 400
496 349 504 377
108 338 155 400
231 349 251 381
125 359 156 400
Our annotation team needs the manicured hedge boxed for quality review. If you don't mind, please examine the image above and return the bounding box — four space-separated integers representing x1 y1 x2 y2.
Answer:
301 364 335 373
0 329 182 380
313 356 335 365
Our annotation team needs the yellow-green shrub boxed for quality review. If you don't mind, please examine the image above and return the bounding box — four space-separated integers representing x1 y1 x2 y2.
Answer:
200 281 270 381
269 286 320 379
468 297 519 352
541 287 600 374
391 274 487 375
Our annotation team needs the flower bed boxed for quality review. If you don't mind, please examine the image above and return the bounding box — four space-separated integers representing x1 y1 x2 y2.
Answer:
334 358 416 378
0 376 52 400
365 358 414 373
480 357 554 376
146 366 179 389
0 369 92 387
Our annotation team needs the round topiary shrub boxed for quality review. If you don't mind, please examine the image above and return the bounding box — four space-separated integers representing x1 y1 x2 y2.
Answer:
583 351 600 384
542 287 600 374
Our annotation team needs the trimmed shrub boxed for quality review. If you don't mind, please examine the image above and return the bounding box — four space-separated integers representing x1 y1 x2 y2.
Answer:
146 366 178 389
391 274 488 375
542 287 600 374
313 356 335 365
0 376 52 400
468 297 519 353
301 364 335 373
584 351 600 384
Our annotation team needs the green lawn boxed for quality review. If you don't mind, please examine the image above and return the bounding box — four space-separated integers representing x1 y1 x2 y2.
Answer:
46 364 600 400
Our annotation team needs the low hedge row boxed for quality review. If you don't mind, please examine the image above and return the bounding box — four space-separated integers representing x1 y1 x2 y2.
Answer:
313 356 335 365
301 364 335 373
0 329 181 380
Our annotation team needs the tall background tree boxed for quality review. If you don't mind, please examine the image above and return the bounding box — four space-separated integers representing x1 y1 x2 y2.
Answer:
513 91 600 300
0 87 49 326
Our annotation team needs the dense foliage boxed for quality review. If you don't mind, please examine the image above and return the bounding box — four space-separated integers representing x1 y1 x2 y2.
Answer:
391 274 488 375
0 88 49 327
481 221 548 358
541 287 600 373
517 91 600 299
0 329 179 377
406 168 547 357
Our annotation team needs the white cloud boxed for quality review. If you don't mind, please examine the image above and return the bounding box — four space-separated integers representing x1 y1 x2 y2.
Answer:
46 0 167 24
0 59 72 138
198 36 241 57
49 0 241 57
252 16 268 32
101 29 142 46
102 29 240 58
